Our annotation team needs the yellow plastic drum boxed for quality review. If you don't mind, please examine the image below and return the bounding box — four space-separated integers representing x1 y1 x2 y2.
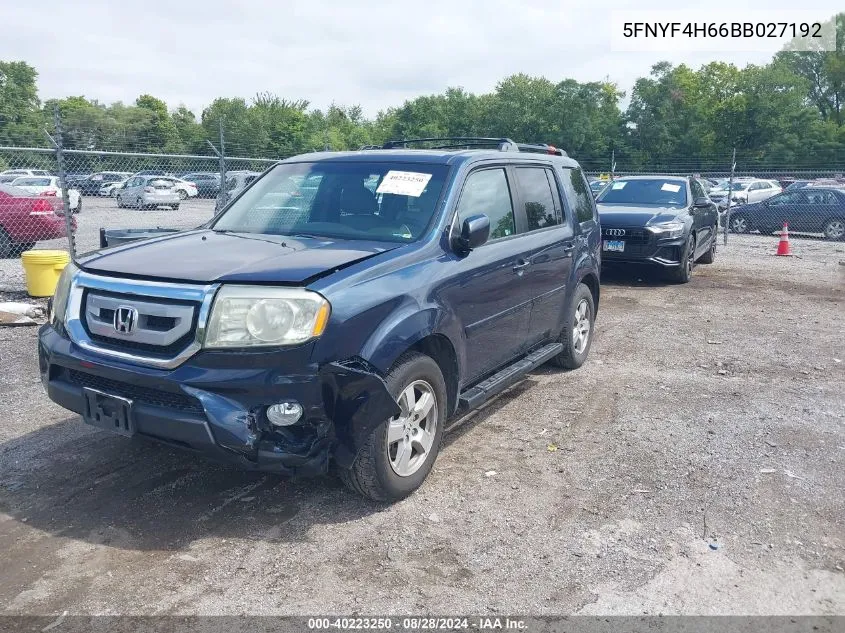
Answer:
21 250 70 297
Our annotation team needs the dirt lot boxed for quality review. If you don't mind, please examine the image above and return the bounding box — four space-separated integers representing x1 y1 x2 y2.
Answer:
0 234 843 616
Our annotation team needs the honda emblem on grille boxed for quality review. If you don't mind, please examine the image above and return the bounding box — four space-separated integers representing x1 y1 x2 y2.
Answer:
605 228 626 237
113 306 138 335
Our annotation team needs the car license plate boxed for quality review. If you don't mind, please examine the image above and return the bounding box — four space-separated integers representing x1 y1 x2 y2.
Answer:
603 240 625 252
82 388 135 436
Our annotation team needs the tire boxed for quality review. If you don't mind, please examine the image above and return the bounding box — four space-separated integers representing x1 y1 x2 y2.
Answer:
729 215 751 234
550 283 595 370
339 351 447 502
178 190 188 200
0 227 15 258
136 197 144 210
697 229 717 264
669 234 695 284
116 195 124 209
822 218 845 241
73 198 82 214
171 204 180 211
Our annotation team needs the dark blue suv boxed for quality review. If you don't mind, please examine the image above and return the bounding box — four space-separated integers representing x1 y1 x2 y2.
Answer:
39 138 601 501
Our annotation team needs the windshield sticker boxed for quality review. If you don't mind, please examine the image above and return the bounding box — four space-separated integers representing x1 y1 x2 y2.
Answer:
661 183 681 193
376 171 433 197
611 181 627 190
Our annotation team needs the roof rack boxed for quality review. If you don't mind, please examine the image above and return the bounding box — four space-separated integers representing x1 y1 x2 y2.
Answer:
379 137 567 156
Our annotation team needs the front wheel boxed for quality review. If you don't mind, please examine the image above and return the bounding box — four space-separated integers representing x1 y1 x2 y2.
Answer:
669 234 695 283
136 197 144 210
549 283 595 370
116 195 124 208
697 229 717 264
822 218 845 241
339 351 446 502
73 198 82 214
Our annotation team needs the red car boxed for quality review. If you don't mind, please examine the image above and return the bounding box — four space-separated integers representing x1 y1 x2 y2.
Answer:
0 184 74 257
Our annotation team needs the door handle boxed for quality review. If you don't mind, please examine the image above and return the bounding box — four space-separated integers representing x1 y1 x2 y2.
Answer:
562 242 575 256
512 259 530 274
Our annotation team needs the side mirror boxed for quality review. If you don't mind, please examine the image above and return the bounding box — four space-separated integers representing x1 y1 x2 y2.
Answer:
452 214 490 254
694 197 710 208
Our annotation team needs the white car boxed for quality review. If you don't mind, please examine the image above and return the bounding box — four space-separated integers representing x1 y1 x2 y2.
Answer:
10 176 82 213
156 177 198 200
1 169 51 178
100 179 129 197
709 178 782 211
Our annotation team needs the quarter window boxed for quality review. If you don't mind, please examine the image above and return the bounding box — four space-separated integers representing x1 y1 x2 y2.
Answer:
561 167 595 223
456 169 516 240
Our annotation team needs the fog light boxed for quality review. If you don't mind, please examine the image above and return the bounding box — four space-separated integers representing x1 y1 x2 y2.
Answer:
266 402 303 426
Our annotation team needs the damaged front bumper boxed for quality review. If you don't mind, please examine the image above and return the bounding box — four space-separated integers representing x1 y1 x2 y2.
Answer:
37 326 399 476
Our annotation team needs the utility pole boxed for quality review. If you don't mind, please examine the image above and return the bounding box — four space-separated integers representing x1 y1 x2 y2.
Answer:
610 149 616 181
723 147 736 246
206 119 227 213
47 105 76 258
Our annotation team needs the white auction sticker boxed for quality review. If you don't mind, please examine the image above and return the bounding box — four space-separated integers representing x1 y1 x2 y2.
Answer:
611 181 627 190
661 183 681 192
376 171 432 197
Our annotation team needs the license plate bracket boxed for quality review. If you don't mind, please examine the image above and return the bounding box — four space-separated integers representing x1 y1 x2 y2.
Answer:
603 240 625 252
83 388 135 436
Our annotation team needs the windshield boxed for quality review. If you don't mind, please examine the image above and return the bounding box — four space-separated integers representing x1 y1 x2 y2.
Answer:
596 178 687 206
212 162 450 242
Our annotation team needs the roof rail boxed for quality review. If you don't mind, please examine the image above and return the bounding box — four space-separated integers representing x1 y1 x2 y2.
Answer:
380 137 567 156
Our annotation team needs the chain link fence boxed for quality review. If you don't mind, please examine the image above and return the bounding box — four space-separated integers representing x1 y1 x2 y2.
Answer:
0 131 277 291
2 122 845 292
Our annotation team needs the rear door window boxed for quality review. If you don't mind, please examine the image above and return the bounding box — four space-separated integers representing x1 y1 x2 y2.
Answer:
515 167 561 231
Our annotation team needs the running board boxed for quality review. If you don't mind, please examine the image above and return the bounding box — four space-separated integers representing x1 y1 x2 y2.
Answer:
458 343 563 411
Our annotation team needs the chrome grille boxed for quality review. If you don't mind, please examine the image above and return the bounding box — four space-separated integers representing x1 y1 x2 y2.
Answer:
83 291 196 347
65 271 219 369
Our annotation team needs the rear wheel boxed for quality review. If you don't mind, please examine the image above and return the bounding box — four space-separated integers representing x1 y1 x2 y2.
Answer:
73 198 82 214
0 227 15 258
116 195 124 208
550 283 595 370
339 351 446 502
136 197 144 210
822 218 845 241
669 234 695 283
178 190 188 200
171 204 180 211
730 215 750 234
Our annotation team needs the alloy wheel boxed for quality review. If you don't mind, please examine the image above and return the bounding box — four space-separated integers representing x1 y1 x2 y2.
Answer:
387 380 437 477
572 299 591 355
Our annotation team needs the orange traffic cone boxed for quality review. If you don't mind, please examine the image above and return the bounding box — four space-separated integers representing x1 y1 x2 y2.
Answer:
776 222 792 256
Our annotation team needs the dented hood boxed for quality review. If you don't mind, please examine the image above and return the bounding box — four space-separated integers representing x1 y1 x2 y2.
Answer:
78 229 399 284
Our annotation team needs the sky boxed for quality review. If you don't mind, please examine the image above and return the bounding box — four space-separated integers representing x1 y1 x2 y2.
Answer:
1 0 841 118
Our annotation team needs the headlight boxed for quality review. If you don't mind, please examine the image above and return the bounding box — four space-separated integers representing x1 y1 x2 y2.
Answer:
205 286 330 348
50 261 78 328
647 221 685 239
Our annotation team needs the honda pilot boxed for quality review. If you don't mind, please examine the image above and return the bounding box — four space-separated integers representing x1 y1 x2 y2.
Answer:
39 138 602 501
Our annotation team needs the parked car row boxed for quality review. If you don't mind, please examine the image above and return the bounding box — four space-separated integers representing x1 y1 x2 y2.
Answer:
727 187 845 240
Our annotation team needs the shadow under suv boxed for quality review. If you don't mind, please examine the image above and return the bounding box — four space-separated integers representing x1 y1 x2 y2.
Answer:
39 138 602 501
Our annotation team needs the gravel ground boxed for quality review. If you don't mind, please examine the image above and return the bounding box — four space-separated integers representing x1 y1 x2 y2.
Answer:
0 195 215 292
0 233 843 616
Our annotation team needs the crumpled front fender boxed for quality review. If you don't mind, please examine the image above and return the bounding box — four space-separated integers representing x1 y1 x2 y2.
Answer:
319 360 401 469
